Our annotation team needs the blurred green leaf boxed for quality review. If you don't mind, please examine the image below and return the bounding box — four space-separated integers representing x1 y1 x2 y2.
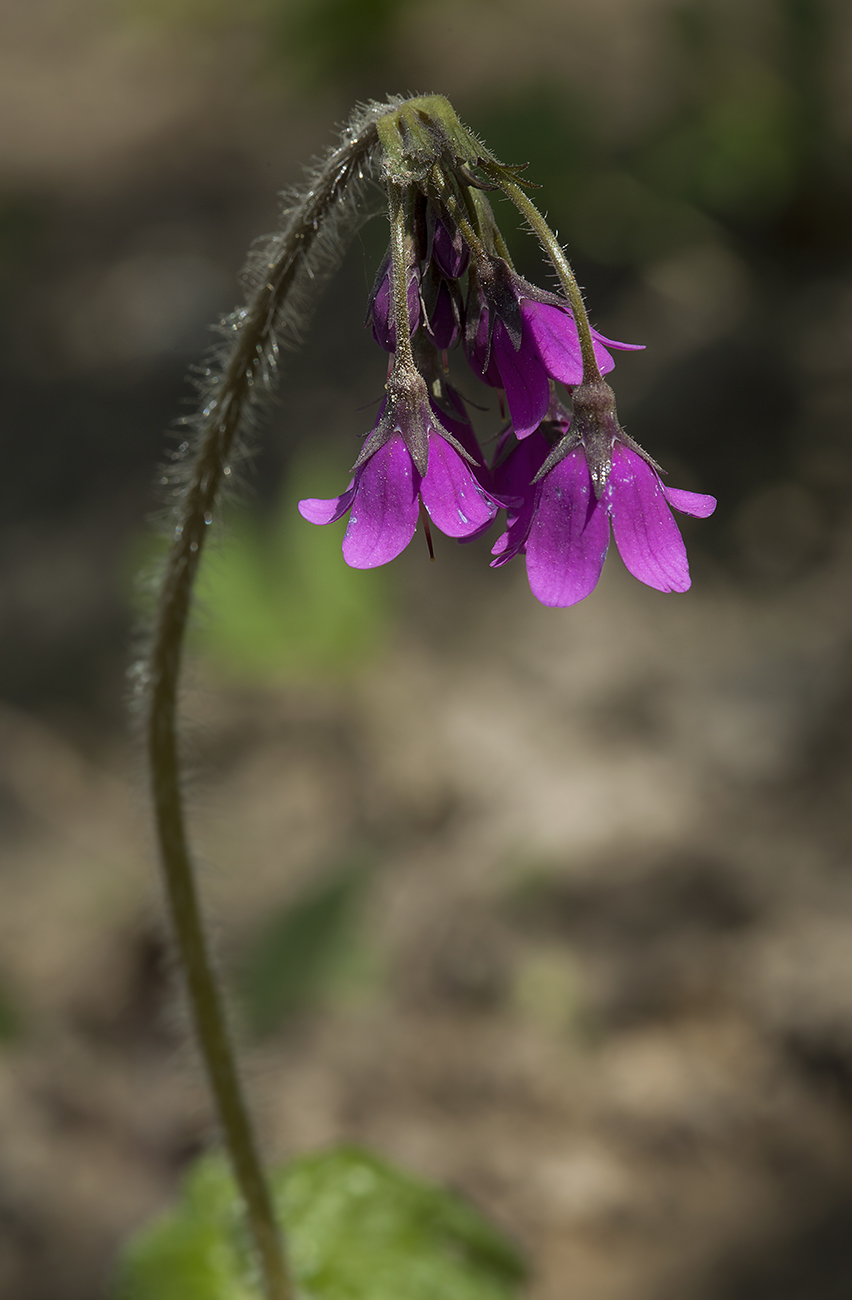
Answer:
113 1157 254 1300
125 448 393 684
281 1147 526 1300
114 1147 526 1300
236 860 371 1036
192 452 392 682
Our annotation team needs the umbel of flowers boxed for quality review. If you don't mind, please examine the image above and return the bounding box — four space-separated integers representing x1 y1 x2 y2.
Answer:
298 96 715 607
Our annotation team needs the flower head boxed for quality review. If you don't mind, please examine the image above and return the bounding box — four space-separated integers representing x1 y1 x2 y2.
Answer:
491 384 716 606
300 97 714 603
298 375 500 569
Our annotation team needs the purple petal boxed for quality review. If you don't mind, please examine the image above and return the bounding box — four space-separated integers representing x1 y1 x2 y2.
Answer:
523 448 610 606
342 437 420 568
490 494 538 567
521 301 624 385
521 302 583 385
607 447 691 593
489 430 550 565
492 319 550 439
591 328 645 352
420 436 498 538
436 388 496 488
662 485 717 518
298 482 356 525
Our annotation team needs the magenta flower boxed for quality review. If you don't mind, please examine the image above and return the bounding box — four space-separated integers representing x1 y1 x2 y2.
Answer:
466 263 643 438
491 392 716 607
298 384 500 569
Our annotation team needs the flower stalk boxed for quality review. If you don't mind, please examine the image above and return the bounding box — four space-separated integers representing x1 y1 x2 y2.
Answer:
479 161 603 383
142 101 391 1300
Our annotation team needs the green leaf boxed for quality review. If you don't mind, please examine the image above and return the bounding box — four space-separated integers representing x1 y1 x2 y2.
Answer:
114 1148 526 1300
112 1158 256 1300
126 448 393 687
280 1147 526 1300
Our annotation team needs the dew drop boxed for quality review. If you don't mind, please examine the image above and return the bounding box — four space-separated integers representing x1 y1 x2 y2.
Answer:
204 511 213 525
189 540 198 553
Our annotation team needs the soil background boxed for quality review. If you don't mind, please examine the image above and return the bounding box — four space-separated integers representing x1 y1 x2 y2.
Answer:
3 1 852 1297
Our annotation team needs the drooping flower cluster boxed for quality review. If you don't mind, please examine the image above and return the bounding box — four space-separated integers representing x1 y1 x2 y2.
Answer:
298 97 715 607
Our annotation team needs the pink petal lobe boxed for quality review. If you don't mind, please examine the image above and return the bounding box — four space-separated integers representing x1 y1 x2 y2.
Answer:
608 447 691 593
420 436 498 538
493 320 550 438
590 328 645 353
524 448 610 606
298 484 356 526
489 430 550 567
522 302 630 386
342 437 419 569
437 389 491 483
662 485 717 518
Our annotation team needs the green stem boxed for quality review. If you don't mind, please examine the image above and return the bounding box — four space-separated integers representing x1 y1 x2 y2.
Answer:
479 162 602 383
145 107 384 1300
386 180 418 375
428 165 493 268
148 471 292 1300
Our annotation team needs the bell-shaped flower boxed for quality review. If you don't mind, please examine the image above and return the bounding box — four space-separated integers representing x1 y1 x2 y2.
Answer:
465 261 643 438
298 380 501 569
491 387 716 606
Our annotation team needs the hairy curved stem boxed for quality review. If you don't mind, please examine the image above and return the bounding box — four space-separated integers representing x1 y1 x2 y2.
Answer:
144 107 385 1300
479 162 602 383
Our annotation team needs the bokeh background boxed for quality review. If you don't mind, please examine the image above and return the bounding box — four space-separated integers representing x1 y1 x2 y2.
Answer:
3 0 852 1296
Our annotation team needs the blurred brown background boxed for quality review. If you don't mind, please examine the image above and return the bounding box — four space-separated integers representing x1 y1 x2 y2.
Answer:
3 0 852 1297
